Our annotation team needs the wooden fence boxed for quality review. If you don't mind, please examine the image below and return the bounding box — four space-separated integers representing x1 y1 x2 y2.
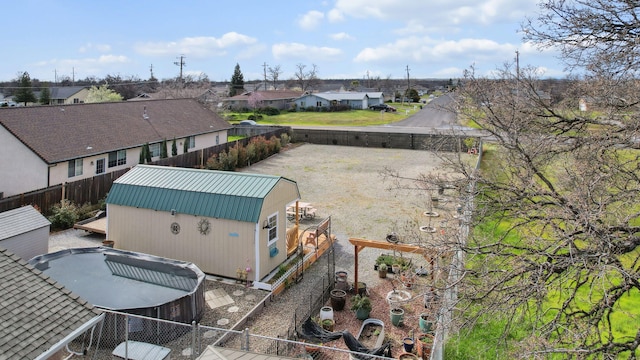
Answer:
0 126 290 216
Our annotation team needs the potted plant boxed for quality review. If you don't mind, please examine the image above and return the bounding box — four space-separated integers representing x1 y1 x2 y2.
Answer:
416 333 434 359
321 318 335 331
378 263 388 278
351 294 372 320
391 263 402 274
390 307 404 326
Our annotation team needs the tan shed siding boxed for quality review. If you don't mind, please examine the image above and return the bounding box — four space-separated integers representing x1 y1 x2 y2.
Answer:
257 180 300 277
107 204 256 279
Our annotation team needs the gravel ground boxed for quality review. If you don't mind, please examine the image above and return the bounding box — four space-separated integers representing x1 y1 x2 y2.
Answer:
234 143 461 357
48 143 462 357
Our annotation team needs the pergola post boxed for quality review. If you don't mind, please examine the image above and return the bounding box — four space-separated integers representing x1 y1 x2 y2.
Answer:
348 238 434 294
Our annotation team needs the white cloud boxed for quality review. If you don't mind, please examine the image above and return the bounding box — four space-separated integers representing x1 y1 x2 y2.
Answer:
78 43 112 53
327 8 344 22
330 32 354 41
332 0 537 28
134 32 258 58
272 42 342 61
297 10 325 30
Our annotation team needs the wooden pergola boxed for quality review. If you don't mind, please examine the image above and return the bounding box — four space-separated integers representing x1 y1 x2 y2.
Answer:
348 237 436 294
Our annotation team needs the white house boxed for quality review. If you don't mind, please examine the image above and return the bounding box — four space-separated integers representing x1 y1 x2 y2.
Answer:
105 165 301 282
293 92 385 111
0 98 231 198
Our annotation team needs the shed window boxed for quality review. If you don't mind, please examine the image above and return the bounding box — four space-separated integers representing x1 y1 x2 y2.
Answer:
267 213 278 245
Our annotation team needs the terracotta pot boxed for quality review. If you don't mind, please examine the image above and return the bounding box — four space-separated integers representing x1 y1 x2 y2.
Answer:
416 333 434 359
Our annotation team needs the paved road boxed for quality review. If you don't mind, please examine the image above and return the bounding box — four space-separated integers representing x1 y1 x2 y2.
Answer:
390 93 458 128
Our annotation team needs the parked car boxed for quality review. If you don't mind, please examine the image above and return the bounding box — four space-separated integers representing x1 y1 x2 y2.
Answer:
369 104 397 112
238 120 258 125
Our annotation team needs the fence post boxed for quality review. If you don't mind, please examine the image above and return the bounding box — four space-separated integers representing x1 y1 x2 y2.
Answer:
191 321 197 359
244 327 250 351
124 315 129 359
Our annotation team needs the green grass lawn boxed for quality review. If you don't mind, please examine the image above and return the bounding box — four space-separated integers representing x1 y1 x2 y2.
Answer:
224 101 426 126
447 146 640 359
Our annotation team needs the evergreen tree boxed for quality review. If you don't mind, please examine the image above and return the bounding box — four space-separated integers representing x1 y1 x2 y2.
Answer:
183 138 189 153
144 143 152 163
14 72 36 106
139 147 145 164
160 139 168 158
39 84 51 105
229 63 245 96
171 138 178 156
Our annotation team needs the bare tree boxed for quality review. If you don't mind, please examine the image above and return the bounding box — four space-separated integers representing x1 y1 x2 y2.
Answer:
267 65 283 90
383 1 640 358
292 63 320 92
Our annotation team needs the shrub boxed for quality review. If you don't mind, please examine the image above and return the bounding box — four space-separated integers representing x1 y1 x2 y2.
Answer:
205 153 222 170
269 135 282 154
76 202 99 221
280 133 290 147
259 106 280 116
48 200 79 230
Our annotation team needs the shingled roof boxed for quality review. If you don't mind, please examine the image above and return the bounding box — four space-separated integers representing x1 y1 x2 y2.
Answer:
0 247 103 359
0 98 231 163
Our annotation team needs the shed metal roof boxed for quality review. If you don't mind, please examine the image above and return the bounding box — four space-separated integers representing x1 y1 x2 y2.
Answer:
0 205 51 241
106 165 298 223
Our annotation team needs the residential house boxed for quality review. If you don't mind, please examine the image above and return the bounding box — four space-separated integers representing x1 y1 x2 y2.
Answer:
105 165 300 283
30 86 91 105
0 247 104 359
0 205 50 260
224 90 303 111
293 92 385 111
0 98 231 198
47 86 90 105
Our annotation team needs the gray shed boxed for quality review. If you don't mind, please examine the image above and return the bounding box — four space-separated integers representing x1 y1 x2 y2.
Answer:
0 205 51 260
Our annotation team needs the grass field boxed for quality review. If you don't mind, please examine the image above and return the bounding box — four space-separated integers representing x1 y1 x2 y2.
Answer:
223 101 424 126
444 146 640 359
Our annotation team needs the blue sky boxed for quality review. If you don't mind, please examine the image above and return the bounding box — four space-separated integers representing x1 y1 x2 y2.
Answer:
1 0 566 83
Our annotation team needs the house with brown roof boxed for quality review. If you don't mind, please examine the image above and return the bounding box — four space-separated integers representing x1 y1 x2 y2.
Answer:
0 247 104 359
0 98 231 198
223 90 303 110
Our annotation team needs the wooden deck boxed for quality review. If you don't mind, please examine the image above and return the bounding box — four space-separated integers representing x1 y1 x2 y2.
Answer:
73 213 107 234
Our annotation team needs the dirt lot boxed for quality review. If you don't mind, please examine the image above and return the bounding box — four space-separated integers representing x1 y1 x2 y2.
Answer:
233 143 467 357
243 143 461 280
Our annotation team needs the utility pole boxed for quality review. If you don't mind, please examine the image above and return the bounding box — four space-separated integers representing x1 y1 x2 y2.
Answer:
405 65 411 103
263 62 268 90
174 55 186 83
72 67 75 86
53 69 57 84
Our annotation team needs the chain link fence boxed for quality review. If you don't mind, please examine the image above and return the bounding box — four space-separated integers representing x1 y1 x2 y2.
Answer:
62 234 395 359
